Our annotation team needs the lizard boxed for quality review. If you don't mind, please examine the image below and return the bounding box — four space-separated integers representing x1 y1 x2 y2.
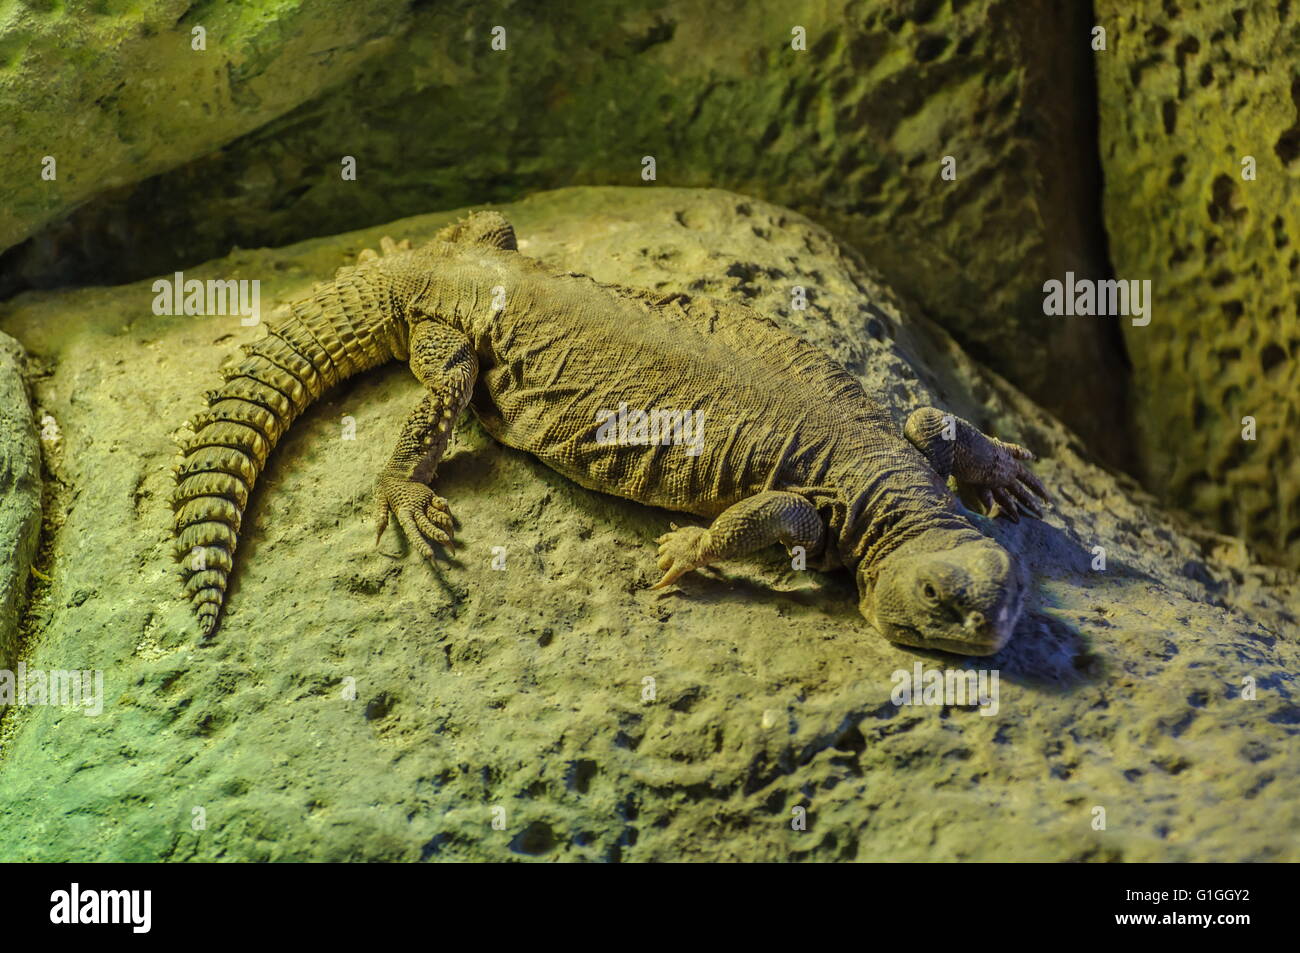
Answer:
172 209 1050 655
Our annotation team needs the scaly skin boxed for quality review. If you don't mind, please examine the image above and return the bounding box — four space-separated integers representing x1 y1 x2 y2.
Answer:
173 211 1050 653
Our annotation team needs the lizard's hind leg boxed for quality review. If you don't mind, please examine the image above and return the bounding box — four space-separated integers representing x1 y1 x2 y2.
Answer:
331 236 412 284
651 491 826 590
374 320 477 562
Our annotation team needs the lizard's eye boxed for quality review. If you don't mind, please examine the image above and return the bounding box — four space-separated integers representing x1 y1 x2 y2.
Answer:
920 580 940 603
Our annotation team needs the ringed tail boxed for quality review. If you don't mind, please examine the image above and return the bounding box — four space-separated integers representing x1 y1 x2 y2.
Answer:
172 273 403 636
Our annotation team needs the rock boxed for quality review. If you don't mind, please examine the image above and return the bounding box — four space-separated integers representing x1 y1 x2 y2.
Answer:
0 187 1294 861
0 0 410 251
0 331 40 675
1095 0 1300 566
0 1 1125 466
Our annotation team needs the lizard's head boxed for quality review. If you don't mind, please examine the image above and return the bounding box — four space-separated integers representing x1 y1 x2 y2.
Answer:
859 539 1023 656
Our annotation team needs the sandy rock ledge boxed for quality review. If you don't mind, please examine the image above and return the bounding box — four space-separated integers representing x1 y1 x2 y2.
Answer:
0 187 1295 861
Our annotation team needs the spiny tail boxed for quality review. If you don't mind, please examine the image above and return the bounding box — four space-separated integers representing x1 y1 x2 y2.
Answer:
172 277 400 636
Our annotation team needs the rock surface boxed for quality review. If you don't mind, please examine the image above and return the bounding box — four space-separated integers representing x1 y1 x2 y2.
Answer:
0 0 408 250
0 187 1295 861
0 331 40 675
1 0 1124 465
1096 0 1300 566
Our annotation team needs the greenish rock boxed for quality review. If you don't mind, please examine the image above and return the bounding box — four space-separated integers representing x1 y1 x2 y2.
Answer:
0 0 410 250
1095 0 1300 566
0 187 1295 861
1 0 1126 466
0 330 40 676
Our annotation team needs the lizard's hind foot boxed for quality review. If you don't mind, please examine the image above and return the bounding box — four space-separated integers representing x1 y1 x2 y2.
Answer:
374 475 455 563
335 236 413 279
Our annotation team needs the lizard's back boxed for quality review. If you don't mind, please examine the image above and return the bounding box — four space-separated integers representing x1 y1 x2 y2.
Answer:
456 270 901 519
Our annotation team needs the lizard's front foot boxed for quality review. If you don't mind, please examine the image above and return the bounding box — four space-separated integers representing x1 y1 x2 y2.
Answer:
966 439 1051 523
374 475 454 562
650 524 712 590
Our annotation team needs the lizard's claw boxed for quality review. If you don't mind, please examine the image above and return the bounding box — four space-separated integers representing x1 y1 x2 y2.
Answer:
968 438 1051 523
991 487 1022 523
998 439 1051 495
1001 440 1034 461
374 476 455 563
650 525 711 590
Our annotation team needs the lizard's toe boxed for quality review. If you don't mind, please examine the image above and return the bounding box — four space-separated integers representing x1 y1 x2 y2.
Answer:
411 509 452 551
396 510 438 562
968 452 1050 522
651 562 692 590
1017 465 1051 503
991 487 1021 523
425 496 455 542
1000 440 1035 461
1007 480 1043 518
375 476 455 562
420 497 455 547
650 525 710 590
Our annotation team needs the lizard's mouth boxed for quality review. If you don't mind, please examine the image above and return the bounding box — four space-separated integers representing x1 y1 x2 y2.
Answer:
873 617 1010 656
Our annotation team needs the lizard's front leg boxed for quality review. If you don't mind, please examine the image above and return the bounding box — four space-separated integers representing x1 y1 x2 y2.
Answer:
374 320 477 562
904 407 1050 522
651 491 826 589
